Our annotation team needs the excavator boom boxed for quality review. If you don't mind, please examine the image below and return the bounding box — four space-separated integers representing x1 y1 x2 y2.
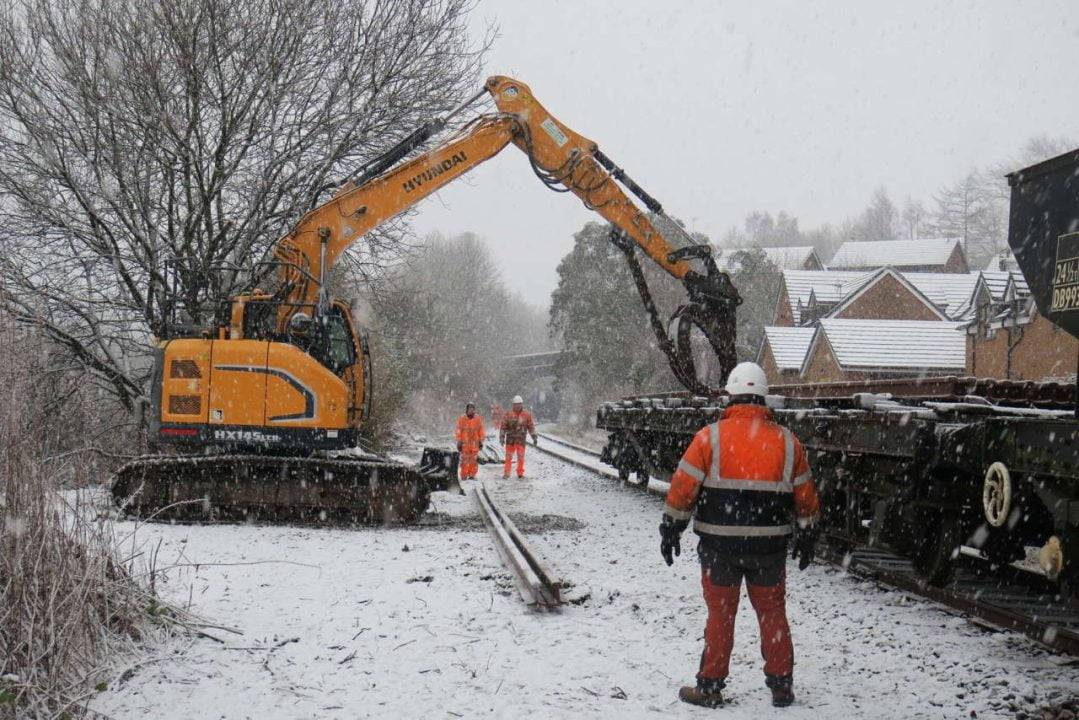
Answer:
275 74 738 391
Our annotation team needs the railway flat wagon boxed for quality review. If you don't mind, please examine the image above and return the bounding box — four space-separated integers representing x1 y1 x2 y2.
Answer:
598 149 1079 595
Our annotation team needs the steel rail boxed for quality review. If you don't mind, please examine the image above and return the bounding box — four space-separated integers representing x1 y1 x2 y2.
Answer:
535 432 603 458
534 432 668 497
472 483 562 609
822 544 1079 656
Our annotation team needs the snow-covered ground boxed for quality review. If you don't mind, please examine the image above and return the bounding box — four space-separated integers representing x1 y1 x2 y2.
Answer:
91 452 1078 719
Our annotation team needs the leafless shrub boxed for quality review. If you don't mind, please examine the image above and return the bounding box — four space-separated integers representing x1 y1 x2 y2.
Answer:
0 314 158 719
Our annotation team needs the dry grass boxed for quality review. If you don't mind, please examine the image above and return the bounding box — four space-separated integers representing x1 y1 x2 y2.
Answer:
0 321 159 718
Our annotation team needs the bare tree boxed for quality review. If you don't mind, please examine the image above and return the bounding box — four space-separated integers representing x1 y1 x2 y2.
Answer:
901 197 927 240
928 172 998 266
0 0 487 411
852 186 900 242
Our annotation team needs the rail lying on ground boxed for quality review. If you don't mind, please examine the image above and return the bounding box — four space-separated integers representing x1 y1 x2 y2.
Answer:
534 434 1079 655
826 545 1079 656
472 482 563 609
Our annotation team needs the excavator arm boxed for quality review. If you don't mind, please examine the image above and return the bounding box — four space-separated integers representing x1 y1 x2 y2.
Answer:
272 75 740 394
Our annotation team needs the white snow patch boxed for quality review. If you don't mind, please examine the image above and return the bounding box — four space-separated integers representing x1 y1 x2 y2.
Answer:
90 453 1079 718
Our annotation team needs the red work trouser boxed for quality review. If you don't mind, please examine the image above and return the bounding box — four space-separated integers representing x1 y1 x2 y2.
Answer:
698 567 793 684
459 444 480 479
503 444 526 477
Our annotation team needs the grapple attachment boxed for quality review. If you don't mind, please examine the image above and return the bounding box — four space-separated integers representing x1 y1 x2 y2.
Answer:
419 446 463 494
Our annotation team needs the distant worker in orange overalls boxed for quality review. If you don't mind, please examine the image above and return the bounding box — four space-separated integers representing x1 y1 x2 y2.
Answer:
499 395 537 479
490 403 503 435
455 402 485 480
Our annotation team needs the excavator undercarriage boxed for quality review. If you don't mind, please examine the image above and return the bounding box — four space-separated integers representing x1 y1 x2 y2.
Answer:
112 452 457 523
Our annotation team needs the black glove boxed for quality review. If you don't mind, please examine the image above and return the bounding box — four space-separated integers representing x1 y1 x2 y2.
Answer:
791 525 819 571
456 442 463 452
659 514 688 567
532 436 539 447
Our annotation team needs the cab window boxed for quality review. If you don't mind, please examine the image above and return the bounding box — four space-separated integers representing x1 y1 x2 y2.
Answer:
326 313 356 373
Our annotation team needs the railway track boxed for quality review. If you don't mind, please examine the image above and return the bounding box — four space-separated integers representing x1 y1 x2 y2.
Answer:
534 432 666 496
534 432 1079 655
472 482 563 610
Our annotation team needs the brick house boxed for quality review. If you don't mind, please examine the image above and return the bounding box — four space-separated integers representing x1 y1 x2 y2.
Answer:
758 231 1076 385
772 268 978 327
760 267 979 385
828 238 968 274
964 272 1078 381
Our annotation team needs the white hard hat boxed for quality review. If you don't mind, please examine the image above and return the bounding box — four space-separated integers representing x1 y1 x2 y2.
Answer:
725 362 768 397
512 395 524 404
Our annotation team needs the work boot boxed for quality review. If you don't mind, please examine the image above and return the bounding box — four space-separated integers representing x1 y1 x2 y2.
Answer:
767 675 794 707
678 682 724 708
502 474 509 479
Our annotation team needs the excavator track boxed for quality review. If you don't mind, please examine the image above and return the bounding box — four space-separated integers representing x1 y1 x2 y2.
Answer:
112 454 444 524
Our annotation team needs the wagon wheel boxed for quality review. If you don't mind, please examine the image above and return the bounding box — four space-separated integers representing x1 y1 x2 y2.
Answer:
982 462 1012 528
911 510 962 586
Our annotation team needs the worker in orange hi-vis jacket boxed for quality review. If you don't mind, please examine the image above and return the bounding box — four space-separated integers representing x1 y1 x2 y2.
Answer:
660 362 820 711
454 403 485 480
499 395 537 479
490 403 503 435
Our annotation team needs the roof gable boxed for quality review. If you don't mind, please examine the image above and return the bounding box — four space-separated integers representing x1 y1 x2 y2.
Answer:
824 267 949 321
762 326 816 370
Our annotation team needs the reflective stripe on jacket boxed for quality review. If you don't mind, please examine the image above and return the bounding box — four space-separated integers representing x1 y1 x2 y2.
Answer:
664 403 820 555
500 409 536 446
455 414 485 447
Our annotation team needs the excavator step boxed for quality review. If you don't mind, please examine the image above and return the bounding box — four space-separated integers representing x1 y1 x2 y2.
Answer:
111 453 452 524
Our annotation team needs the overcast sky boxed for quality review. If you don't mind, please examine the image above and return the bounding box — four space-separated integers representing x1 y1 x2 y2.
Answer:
410 0 1078 308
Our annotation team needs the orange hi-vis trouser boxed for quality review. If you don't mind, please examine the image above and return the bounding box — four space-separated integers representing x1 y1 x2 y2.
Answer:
503 444 526 477
459 444 481 479
699 566 793 684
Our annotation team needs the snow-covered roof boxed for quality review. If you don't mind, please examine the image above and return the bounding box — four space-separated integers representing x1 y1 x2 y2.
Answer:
719 245 821 271
828 238 961 269
901 272 981 317
1004 272 1030 300
762 326 816 370
980 271 1013 302
782 270 868 324
816 319 966 370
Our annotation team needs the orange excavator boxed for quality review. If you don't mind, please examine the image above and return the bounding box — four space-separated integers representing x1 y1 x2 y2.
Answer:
112 75 741 523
